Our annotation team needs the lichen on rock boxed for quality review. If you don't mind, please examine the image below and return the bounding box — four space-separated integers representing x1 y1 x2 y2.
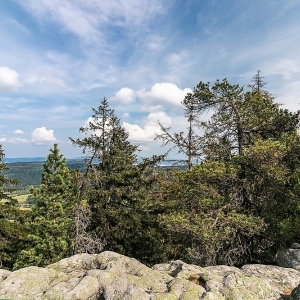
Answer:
1 250 300 299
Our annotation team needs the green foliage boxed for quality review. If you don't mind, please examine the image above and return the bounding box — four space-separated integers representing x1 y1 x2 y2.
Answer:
70 98 165 264
155 163 266 266
0 145 20 202
155 73 300 265
14 144 78 269
3 160 85 190
0 145 27 270
2 72 300 270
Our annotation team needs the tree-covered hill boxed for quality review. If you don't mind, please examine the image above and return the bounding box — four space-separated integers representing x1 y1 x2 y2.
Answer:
4 160 85 189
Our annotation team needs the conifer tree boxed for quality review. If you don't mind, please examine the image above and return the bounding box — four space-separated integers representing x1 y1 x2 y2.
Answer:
156 74 300 265
70 98 164 262
0 144 25 269
14 144 78 268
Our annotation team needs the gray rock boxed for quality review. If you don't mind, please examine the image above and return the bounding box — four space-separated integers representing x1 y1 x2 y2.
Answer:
276 247 300 271
290 284 300 300
0 266 62 300
292 243 300 249
0 269 11 284
1 251 300 299
153 260 300 299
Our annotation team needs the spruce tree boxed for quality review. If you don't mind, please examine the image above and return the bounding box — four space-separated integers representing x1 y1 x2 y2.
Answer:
70 98 164 263
14 144 78 268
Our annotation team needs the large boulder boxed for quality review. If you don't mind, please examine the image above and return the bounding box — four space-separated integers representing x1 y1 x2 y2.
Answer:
1 251 300 299
276 243 300 271
154 260 300 299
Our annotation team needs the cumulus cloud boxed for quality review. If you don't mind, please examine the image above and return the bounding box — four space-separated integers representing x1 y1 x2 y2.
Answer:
123 110 172 142
31 127 56 145
13 129 24 134
111 87 135 104
111 83 192 111
137 83 192 107
110 82 192 144
0 137 7 142
0 66 21 91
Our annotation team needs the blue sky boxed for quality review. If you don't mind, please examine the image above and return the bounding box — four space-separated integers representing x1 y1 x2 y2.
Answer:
0 0 300 158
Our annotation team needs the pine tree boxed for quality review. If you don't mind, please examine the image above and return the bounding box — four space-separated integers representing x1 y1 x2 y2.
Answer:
70 98 164 262
14 144 78 268
156 74 300 265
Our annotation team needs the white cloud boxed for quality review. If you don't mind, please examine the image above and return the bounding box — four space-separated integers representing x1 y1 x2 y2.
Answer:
264 59 300 80
31 127 56 145
137 83 192 107
147 111 172 127
110 82 191 144
0 66 21 91
276 80 300 112
123 110 172 142
109 83 192 115
82 117 112 137
13 129 24 134
111 87 135 104
0 136 27 143
15 0 165 45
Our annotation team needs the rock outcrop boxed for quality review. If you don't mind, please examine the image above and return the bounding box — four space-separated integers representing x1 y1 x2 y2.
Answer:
1 250 300 299
276 243 300 271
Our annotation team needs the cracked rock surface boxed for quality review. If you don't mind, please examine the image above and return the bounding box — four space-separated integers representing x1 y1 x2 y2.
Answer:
1 251 300 299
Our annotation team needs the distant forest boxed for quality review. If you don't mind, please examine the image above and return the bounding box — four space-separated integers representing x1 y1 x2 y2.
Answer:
4 160 85 189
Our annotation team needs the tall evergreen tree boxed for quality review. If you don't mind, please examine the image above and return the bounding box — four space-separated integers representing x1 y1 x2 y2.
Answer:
14 144 78 268
0 144 25 270
70 98 165 263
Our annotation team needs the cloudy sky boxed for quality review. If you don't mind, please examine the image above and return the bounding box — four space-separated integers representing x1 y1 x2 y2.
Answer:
0 0 300 158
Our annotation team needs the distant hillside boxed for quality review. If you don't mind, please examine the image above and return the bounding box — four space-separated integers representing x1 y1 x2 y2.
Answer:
4 158 186 190
4 159 85 189
4 157 47 163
